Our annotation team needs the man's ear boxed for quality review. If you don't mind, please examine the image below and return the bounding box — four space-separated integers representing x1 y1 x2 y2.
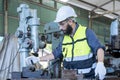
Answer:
68 19 73 25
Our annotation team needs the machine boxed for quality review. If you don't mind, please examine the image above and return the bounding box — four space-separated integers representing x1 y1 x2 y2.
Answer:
15 4 45 71
12 3 120 80
12 4 64 79
105 18 120 77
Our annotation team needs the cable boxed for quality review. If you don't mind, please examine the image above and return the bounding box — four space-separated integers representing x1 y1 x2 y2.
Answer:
0 47 20 72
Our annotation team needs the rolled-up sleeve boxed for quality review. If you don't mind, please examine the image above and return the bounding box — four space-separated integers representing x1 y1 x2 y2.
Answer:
52 42 63 59
86 28 105 55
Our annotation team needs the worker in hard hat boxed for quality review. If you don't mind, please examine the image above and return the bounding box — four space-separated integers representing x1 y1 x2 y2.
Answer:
26 6 106 80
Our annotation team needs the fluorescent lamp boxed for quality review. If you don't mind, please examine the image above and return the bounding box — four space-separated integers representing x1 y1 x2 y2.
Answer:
60 0 69 2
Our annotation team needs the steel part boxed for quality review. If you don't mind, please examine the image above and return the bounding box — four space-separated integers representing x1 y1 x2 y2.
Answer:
15 4 41 71
29 9 40 53
44 22 64 50
105 18 120 77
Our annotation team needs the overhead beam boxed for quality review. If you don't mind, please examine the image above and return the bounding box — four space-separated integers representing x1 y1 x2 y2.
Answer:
91 9 120 18
22 0 57 11
91 0 113 11
116 0 120 2
78 0 119 17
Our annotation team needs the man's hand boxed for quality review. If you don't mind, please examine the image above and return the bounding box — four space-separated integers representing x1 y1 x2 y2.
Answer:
95 62 106 80
25 56 40 66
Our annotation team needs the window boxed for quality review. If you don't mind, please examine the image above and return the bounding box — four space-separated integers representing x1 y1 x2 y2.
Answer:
0 36 4 44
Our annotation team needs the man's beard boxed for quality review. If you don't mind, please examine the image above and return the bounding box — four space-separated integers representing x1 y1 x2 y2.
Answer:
64 24 73 35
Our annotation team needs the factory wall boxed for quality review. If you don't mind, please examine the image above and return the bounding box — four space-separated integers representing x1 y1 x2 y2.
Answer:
0 0 3 35
0 0 111 44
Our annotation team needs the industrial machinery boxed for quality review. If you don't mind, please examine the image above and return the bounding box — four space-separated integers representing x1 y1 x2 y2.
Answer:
105 18 120 77
15 4 45 71
12 4 64 79
11 3 120 80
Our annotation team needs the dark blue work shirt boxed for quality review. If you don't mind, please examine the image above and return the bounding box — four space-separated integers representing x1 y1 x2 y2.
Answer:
53 23 105 59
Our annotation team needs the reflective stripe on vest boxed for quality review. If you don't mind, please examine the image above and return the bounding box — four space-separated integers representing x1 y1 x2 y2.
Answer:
63 55 96 69
64 52 93 61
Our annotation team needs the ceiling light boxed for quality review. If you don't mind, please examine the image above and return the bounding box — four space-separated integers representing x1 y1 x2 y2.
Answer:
60 0 69 2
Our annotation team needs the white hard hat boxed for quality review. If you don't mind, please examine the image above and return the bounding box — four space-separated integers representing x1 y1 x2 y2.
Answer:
54 6 77 22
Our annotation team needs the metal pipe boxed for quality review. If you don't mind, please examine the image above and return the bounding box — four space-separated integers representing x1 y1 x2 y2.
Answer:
29 9 40 53
39 0 42 4
3 0 8 35
113 0 115 12
54 0 57 9
88 12 93 29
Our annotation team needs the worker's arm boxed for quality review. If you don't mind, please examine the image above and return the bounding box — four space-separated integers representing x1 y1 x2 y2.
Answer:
86 28 106 79
39 53 55 61
26 42 62 65
25 53 55 65
95 48 106 80
97 48 104 62
39 41 62 61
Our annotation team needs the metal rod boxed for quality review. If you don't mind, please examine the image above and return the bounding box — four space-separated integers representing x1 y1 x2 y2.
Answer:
54 0 57 9
39 0 42 4
88 12 93 29
3 0 8 35
113 0 115 12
